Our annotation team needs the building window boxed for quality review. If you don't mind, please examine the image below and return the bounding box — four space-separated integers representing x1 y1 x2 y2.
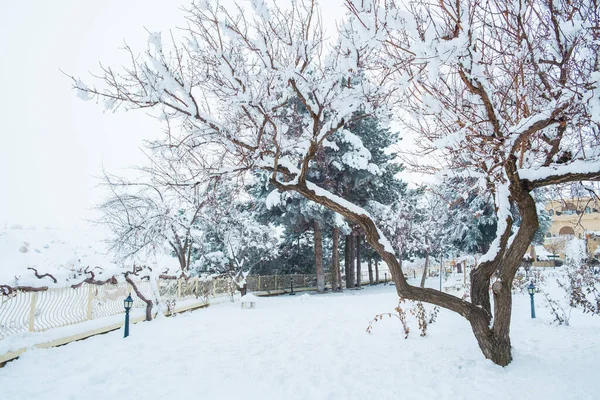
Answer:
549 209 554 216
585 207 591 214
562 203 577 215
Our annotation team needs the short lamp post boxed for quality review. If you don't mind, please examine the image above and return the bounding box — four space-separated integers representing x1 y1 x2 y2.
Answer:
384 273 388 285
289 277 295 295
527 282 536 319
124 293 134 338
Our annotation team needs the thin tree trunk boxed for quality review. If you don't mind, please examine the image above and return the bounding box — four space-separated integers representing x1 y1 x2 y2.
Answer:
344 234 350 288
314 221 325 293
420 249 429 288
336 242 343 290
345 234 355 288
375 259 379 284
331 227 340 291
173 246 187 275
355 234 361 288
125 275 153 321
368 258 374 284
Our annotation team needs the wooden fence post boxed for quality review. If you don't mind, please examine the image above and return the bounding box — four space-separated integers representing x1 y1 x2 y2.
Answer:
86 284 94 320
275 275 278 290
28 293 38 332
258 275 261 291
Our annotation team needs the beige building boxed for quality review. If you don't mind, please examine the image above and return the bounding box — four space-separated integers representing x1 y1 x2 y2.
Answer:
544 197 600 258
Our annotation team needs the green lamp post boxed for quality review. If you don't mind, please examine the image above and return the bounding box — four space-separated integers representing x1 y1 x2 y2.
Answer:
124 293 134 338
527 282 536 319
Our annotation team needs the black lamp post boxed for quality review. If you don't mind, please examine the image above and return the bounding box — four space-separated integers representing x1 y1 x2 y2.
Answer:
289 276 295 295
527 282 536 319
384 273 387 285
124 293 134 338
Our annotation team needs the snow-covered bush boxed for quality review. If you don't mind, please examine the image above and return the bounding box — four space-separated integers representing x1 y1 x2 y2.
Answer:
543 238 600 325
558 238 600 316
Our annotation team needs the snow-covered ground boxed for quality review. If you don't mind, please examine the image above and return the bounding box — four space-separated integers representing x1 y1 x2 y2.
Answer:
1 281 599 399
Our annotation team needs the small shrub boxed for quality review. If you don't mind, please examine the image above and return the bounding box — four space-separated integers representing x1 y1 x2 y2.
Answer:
512 272 528 294
366 298 440 338
560 263 600 316
461 281 471 302
555 238 600 317
411 301 428 337
543 292 571 326
366 299 410 338
166 299 177 316
198 279 213 304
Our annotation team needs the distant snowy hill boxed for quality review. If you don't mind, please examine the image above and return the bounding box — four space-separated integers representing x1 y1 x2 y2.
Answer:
0 225 178 288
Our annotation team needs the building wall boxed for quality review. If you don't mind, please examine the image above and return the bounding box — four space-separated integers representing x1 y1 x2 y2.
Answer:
543 198 600 259
545 198 600 239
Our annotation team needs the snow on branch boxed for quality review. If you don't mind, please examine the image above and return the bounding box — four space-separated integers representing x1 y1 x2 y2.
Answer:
519 159 600 188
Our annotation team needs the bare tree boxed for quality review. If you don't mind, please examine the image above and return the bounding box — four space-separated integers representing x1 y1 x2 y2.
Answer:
97 166 207 274
345 0 600 365
72 0 600 366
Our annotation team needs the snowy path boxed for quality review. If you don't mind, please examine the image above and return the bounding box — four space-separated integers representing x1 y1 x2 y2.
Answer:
1 284 599 399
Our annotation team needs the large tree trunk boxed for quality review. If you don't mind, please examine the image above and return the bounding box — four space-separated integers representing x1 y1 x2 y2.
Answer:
375 259 379 284
466 176 540 365
331 227 340 291
314 221 325 293
345 234 355 288
355 234 361 288
420 249 429 288
368 258 374 284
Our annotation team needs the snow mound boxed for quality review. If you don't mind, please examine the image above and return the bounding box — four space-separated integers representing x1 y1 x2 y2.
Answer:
240 293 258 302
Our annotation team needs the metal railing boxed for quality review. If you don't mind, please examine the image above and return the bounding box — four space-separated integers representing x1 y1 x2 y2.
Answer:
0 281 155 340
246 273 333 292
0 273 338 342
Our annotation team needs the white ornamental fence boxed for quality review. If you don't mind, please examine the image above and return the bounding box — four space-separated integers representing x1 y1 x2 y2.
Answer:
0 277 228 341
0 273 335 342
0 270 398 343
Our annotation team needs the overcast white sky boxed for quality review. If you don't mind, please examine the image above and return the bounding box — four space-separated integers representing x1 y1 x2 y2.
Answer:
0 0 393 229
0 0 190 228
